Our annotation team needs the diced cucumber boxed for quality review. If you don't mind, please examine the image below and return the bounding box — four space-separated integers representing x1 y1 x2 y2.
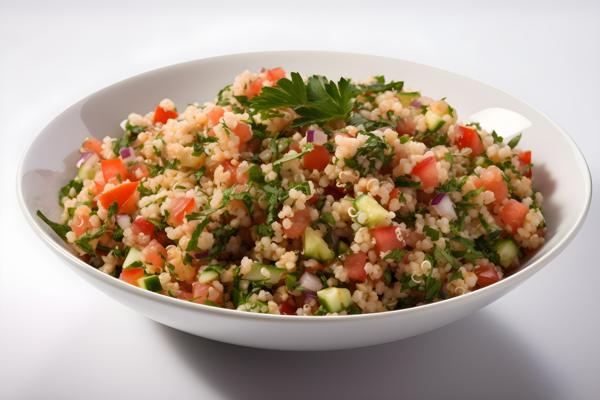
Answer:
354 194 389 228
198 269 219 284
397 91 421 106
303 227 335 262
77 153 100 180
425 110 445 132
123 247 144 269
317 287 353 313
137 275 162 292
243 263 285 285
495 239 519 268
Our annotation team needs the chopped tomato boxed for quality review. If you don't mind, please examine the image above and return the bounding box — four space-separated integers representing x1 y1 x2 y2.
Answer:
221 161 238 187
153 106 178 125
232 122 252 146
411 156 439 191
119 191 140 214
167 197 196 226
236 169 249 185
70 210 91 237
245 78 264 99
289 141 301 153
519 151 532 178
388 187 401 207
345 252 368 282
82 137 103 155
456 125 484 157
119 267 145 286
500 199 529 232
98 181 139 213
128 163 149 181
142 239 167 270
371 226 405 254
303 144 331 171
283 208 312 239
132 216 155 238
475 265 500 288
474 166 508 203
177 290 194 301
519 150 532 165
266 67 286 82
305 261 326 272
307 195 319 205
101 159 128 183
192 282 223 305
279 300 296 315
91 181 105 196
396 117 415 136
207 106 224 125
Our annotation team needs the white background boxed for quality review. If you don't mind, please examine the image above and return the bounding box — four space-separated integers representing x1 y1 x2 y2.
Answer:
1 1 598 398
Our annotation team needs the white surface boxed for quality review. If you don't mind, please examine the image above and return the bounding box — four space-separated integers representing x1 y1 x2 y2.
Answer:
1 0 598 397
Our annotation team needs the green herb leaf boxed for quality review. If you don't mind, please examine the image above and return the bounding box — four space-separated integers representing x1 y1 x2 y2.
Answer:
58 179 83 205
320 212 336 227
507 133 522 149
36 210 70 240
273 143 313 166
250 72 358 127
248 164 264 184
424 226 441 241
395 177 421 188
107 202 118 221
434 247 459 269
74 226 106 254
384 249 406 262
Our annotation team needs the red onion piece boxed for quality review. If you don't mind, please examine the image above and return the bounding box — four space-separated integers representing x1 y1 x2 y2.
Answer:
116 214 131 229
76 152 93 168
410 99 422 108
299 272 323 292
306 129 328 145
119 146 133 160
431 193 457 220
195 251 209 259
303 290 317 303
431 192 446 205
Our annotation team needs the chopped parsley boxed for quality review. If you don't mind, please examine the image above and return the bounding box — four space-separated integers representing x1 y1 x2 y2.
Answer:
58 179 83 205
36 210 69 240
507 133 522 149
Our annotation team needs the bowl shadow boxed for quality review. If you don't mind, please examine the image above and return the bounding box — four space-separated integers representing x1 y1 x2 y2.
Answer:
155 311 563 400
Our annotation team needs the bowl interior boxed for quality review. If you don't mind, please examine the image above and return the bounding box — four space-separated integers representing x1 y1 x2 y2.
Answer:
19 51 591 291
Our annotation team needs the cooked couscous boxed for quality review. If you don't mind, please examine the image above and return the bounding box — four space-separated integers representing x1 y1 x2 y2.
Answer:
38 67 546 315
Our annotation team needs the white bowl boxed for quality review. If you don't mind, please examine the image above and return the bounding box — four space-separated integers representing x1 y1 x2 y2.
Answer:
18 51 591 351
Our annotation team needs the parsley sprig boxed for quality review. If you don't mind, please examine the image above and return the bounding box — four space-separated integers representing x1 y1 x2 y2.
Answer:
250 72 358 127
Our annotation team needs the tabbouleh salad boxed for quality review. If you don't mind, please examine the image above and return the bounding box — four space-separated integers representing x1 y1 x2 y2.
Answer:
38 67 546 315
